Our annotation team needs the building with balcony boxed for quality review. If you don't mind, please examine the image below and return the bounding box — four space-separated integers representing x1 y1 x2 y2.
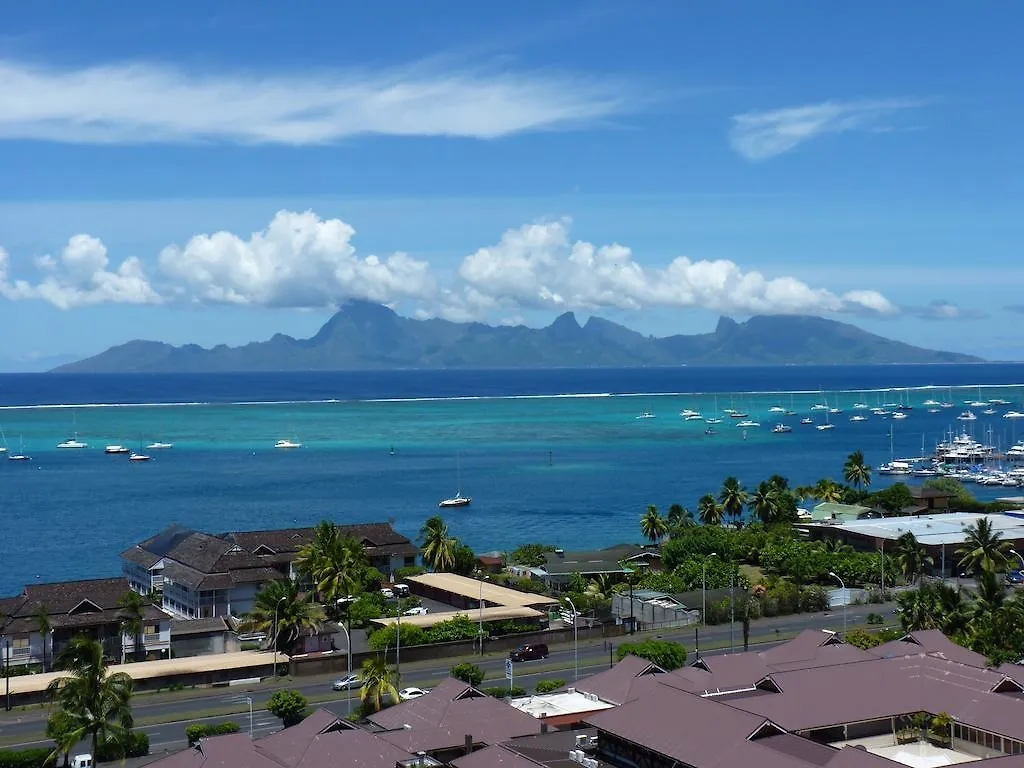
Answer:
122 521 419 620
0 577 171 668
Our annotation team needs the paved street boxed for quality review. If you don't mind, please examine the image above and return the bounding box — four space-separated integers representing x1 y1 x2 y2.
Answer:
0 602 897 756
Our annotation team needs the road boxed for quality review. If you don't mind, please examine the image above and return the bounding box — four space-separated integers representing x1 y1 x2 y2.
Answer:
0 602 896 755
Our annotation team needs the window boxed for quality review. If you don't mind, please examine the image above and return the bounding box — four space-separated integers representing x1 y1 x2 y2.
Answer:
13 636 29 650
143 625 158 636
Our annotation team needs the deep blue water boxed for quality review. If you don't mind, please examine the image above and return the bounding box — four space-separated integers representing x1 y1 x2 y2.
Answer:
1 364 1023 596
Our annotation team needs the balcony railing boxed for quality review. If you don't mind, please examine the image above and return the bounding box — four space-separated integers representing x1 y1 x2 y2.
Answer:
143 633 165 645
8 646 32 658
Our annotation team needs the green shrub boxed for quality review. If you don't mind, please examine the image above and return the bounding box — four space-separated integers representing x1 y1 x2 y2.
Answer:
450 663 485 686
94 731 150 762
0 747 52 768
800 585 830 613
535 679 565 693
616 639 688 670
268 690 309 727
368 623 426 651
395 565 426 579
482 685 526 698
240 641 262 651
186 722 241 747
426 614 480 643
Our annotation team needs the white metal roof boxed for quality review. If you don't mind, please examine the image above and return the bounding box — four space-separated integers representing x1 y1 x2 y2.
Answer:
408 572 556 608
816 511 1024 545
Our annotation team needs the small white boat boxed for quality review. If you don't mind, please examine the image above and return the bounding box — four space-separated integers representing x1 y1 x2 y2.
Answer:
800 417 814 425
729 412 750 419
784 410 797 417
636 411 656 420
147 441 174 450
768 406 786 413
105 444 130 455
829 407 842 415
7 435 30 461
853 402 869 410
680 409 701 418
879 461 912 475
957 411 977 422
772 424 792 434
57 436 88 449
439 492 471 508
684 414 704 421
940 402 955 408
849 414 868 422
815 423 836 431
705 417 723 424
128 452 151 462
811 404 829 411
923 399 940 407
990 398 1011 405
892 412 908 420
736 420 760 428
1004 412 1024 420
704 427 717 436
275 439 303 449
983 408 997 415
927 408 940 414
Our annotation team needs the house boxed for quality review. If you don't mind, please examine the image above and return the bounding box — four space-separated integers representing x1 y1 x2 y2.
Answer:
909 485 955 512
0 577 171 668
169 617 241 658
122 521 418 620
536 545 661 592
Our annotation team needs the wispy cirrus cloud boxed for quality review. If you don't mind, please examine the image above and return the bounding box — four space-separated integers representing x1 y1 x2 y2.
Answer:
0 59 631 145
729 98 928 161
911 300 986 321
1003 305 1024 314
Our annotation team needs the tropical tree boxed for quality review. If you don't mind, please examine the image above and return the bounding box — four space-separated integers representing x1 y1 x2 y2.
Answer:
37 604 52 673
892 532 933 584
957 517 1011 575
118 590 147 663
698 494 723 526
640 505 669 544
749 482 780 525
813 478 844 504
420 515 457 572
667 504 694 529
242 578 325 655
719 477 748 522
359 656 399 712
46 637 134 759
295 521 369 602
46 710 77 768
843 450 873 489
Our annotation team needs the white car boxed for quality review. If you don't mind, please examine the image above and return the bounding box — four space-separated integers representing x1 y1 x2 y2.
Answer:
380 588 394 599
404 606 429 616
399 687 430 701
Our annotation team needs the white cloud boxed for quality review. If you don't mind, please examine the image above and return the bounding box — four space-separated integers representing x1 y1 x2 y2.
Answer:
913 300 985 321
0 59 628 145
0 235 159 309
729 98 926 160
452 219 898 318
158 210 436 308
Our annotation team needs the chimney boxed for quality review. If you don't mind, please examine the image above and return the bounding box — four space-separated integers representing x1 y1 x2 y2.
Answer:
464 734 473 755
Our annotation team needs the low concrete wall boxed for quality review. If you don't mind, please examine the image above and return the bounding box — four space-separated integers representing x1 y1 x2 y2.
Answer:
288 624 623 677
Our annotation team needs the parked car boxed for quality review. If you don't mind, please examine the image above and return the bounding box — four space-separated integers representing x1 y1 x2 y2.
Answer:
1007 570 1024 585
393 583 410 597
332 674 361 691
380 588 394 599
404 606 429 616
509 643 549 662
399 687 430 700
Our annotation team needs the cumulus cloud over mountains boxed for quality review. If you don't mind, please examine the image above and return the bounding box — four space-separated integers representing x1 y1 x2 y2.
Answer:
1 210 914 321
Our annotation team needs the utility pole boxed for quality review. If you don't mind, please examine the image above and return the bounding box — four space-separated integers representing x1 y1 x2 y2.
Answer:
729 575 735 654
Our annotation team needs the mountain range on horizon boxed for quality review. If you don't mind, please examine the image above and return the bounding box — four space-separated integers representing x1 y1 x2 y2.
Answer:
52 302 983 373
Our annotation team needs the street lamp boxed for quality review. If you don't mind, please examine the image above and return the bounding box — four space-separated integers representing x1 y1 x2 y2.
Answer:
336 598 354 716
829 571 847 634
702 553 718 626
272 595 287 679
1010 549 1024 571
478 576 490 656
245 696 253 739
563 596 579 681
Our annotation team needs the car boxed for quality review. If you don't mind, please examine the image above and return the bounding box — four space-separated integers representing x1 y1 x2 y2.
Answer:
393 583 411 597
404 606 429 616
399 687 430 701
1008 570 1024 585
332 674 361 691
380 588 394 599
509 643 549 662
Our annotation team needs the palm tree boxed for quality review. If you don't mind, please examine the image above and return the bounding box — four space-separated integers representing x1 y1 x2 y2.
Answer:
420 515 458 572
640 505 669 544
719 477 748 522
813 478 844 503
242 578 325 655
37 604 52 673
46 637 134 759
892 532 933 584
359 656 399 712
958 517 1011 575
296 521 369 602
667 504 694 529
698 494 723 526
843 450 872 489
749 482 780 525
117 591 147 663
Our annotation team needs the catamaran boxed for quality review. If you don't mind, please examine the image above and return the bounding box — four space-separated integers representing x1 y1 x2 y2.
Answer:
275 438 303 449
58 435 88 449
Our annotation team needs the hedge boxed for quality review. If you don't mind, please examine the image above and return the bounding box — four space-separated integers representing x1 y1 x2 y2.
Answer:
482 686 526 698
186 722 241 747
0 748 52 768
95 732 149 762
535 679 566 694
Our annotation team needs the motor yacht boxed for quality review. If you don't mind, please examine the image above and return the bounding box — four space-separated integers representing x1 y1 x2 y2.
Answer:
772 424 792 434
275 439 303 449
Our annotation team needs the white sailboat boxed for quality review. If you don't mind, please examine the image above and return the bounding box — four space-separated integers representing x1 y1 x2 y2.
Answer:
815 392 835 430
705 395 723 424
0 426 7 455
147 441 174 450
439 455 471 508
8 435 31 462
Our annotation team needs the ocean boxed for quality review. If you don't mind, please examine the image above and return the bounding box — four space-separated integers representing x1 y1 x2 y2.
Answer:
1 364 1024 596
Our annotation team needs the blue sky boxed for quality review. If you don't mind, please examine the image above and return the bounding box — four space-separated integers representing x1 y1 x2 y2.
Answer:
1 1 1022 369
